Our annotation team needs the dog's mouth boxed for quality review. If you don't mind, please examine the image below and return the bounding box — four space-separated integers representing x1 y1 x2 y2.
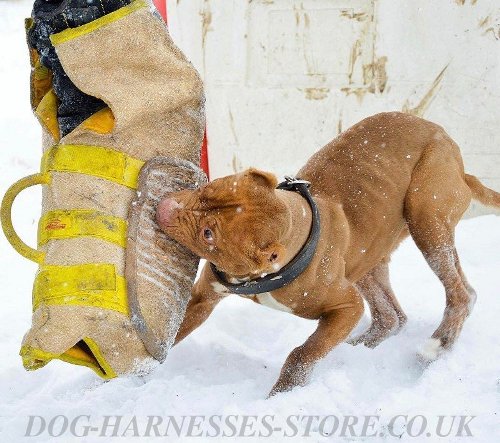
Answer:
213 264 279 284
227 274 252 283
156 197 184 230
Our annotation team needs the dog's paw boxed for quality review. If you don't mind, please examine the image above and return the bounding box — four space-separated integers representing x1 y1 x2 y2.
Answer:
267 380 303 398
417 338 444 363
348 314 407 348
347 326 388 348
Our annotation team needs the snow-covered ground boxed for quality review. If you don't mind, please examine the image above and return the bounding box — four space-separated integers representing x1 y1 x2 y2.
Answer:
0 2 499 442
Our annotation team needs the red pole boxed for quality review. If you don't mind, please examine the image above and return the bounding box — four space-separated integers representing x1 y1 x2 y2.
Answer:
153 0 210 178
152 0 167 22
200 130 209 178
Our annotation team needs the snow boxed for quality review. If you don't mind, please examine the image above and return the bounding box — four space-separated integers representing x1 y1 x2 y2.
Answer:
1 2 499 442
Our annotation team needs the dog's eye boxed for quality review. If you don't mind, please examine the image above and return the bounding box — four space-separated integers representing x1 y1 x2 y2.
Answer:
202 227 214 243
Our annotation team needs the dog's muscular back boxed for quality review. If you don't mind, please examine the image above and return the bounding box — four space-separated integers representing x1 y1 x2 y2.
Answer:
299 112 464 281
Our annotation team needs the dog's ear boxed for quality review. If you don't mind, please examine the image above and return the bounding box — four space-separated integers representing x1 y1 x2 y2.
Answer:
258 242 286 268
245 168 278 189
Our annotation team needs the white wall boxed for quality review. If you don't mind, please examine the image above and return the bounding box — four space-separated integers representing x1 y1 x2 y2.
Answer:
168 0 499 215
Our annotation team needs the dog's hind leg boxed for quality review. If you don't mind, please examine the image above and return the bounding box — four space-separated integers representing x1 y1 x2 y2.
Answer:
453 249 477 311
404 141 475 361
349 259 407 348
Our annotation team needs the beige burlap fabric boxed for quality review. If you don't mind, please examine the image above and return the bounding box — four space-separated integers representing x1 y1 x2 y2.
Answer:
19 0 205 377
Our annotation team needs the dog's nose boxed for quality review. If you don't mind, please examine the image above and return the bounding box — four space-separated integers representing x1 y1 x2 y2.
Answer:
156 197 180 229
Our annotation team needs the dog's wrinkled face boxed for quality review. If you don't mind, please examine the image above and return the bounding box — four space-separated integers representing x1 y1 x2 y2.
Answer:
156 168 290 278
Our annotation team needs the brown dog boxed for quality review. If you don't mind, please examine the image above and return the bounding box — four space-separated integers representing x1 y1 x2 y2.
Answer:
156 112 500 396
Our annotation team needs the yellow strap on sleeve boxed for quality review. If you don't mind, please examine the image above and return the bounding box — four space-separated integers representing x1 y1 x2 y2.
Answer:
41 144 144 189
50 0 147 46
33 263 129 316
38 209 127 248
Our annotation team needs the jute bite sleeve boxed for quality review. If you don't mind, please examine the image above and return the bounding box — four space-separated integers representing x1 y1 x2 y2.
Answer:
1 0 206 378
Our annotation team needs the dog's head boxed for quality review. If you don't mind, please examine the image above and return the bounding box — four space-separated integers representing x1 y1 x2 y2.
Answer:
156 168 290 279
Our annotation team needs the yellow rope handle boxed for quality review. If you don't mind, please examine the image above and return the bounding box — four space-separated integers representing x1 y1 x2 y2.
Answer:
1 173 51 264
2 145 143 262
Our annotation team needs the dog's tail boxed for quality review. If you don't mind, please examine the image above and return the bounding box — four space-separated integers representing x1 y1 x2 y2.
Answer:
465 174 500 208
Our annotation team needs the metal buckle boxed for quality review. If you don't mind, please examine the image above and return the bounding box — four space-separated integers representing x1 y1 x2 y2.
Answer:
278 176 311 190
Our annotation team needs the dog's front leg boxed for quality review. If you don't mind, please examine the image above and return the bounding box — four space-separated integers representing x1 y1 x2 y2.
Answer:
174 264 225 345
269 287 364 396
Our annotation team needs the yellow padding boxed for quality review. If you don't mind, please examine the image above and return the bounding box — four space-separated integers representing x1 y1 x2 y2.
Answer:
41 144 144 189
38 209 127 248
81 338 117 379
1 173 51 264
25 17 34 31
33 263 129 316
20 337 117 379
81 107 115 134
50 0 147 46
35 89 60 141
